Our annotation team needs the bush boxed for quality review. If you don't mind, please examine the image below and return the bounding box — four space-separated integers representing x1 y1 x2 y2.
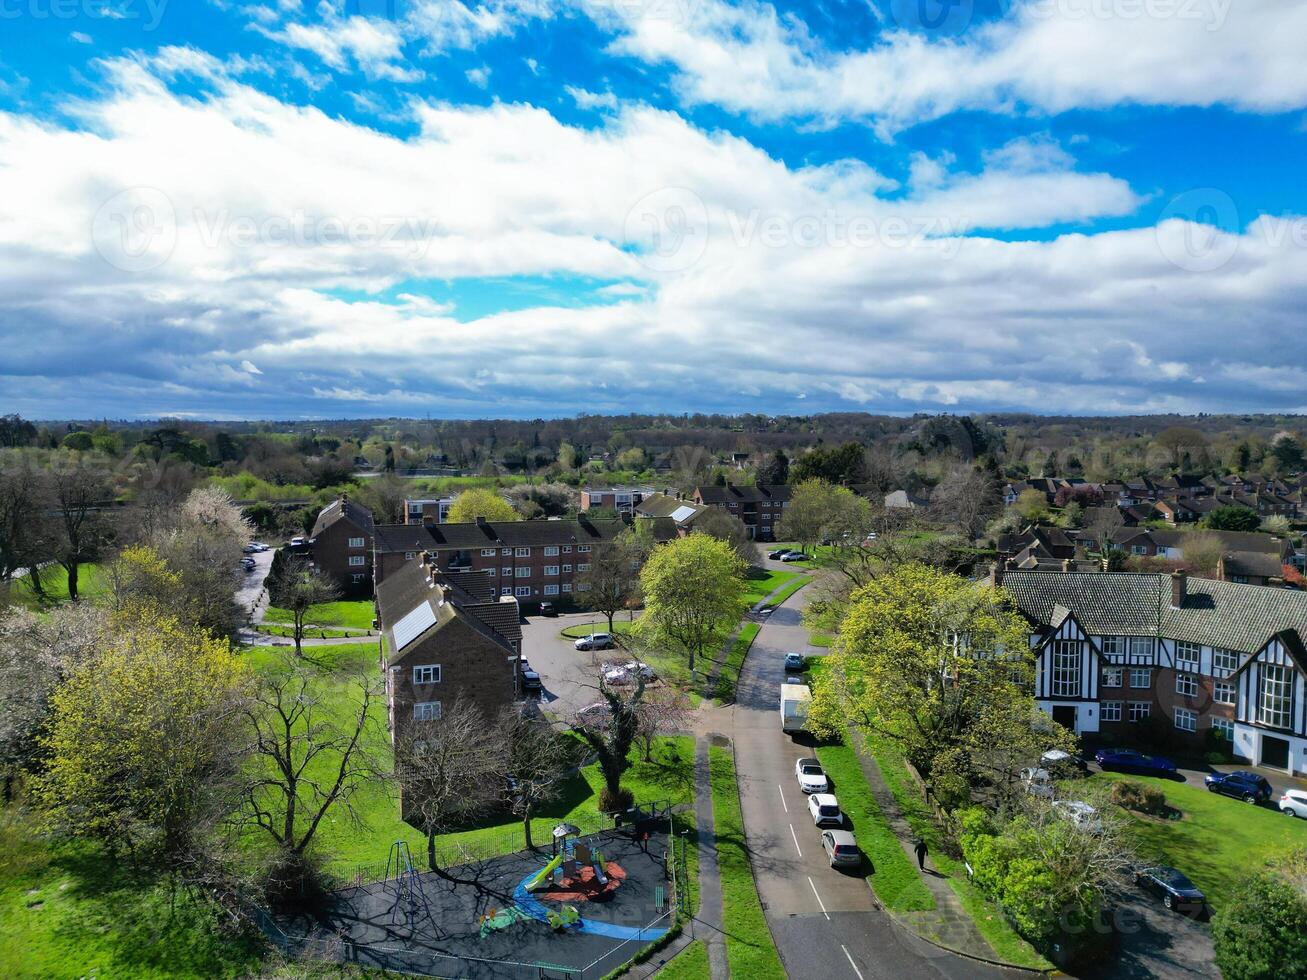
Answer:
1109 780 1168 816
599 787 634 813
1213 871 1307 980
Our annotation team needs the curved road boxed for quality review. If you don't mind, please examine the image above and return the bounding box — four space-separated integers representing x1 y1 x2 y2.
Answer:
727 575 1018 980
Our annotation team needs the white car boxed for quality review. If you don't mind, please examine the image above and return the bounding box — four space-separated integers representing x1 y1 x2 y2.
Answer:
575 632 616 651
601 660 655 686
808 793 844 827
1020 767 1055 799
795 757 829 794
1280 789 1307 818
1053 800 1103 834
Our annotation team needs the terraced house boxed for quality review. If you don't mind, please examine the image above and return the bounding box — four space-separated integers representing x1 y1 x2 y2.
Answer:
998 567 1307 775
692 482 791 540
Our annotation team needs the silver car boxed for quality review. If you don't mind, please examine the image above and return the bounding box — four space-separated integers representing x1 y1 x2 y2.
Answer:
821 829 860 868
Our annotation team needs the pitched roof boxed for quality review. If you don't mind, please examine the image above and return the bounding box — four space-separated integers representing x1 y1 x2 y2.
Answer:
695 483 792 504
311 497 374 538
1002 571 1163 636
636 492 708 525
373 516 678 553
375 560 519 664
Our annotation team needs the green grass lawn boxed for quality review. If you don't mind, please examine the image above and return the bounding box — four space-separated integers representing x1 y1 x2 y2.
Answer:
809 633 833 648
1089 772 1306 910
5 563 108 609
256 624 358 639
866 735 1052 970
712 623 759 702
654 939 710 980
709 745 786 980
814 741 934 912
262 599 375 630
761 576 808 607
560 620 639 640
742 567 801 604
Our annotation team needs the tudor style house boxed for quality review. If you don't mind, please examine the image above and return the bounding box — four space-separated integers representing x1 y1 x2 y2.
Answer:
692 482 792 540
999 567 1307 774
309 495 376 595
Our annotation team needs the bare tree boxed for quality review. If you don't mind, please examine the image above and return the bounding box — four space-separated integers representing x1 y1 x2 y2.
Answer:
498 709 581 851
392 699 503 878
0 452 50 595
152 487 253 638
47 453 114 601
929 465 1000 542
1085 505 1125 557
633 685 692 763
576 534 642 633
573 671 648 812
244 658 380 882
265 551 341 656
691 507 759 567
1181 531 1226 578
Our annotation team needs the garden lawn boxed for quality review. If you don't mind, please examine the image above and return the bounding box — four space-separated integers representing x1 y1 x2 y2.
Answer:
713 623 759 702
6 563 108 609
814 742 933 912
709 745 786 980
653 939 710 980
809 633 833 648
742 567 801 604
263 599 375 630
1089 772 1305 911
866 735 1052 970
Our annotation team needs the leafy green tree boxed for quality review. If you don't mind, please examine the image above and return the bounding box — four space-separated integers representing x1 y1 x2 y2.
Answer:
1014 488 1050 524
638 534 747 678
1213 856 1307 980
577 532 644 632
447 487 519 523
778 479 871 556
265 551 341 656
1203 506 1261 532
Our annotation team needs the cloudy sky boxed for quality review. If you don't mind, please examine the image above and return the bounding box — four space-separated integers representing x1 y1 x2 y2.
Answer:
1 0 1305 419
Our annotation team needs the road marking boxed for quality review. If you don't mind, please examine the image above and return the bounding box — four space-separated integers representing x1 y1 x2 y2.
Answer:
841 945 865 980
807 876 831 920
777 785 788 813
789 824 803 857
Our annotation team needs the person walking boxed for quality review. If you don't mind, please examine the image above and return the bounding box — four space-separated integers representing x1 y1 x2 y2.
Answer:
914 838 928 872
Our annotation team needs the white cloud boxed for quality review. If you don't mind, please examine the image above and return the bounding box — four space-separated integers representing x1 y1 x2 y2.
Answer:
465 65 491 87
70 31 93 44
566 86 619 110
260 15 424 81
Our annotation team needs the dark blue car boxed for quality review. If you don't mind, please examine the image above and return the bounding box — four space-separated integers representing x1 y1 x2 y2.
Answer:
1204 770 1273 803
1135 866 1207 917
1094 748 1177 776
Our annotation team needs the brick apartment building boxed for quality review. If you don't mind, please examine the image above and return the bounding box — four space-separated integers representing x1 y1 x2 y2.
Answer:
373 514 678 610
691 483 792 541
403 496 456 525
308 495 375 595
999 567 1307 774
579 487 656 515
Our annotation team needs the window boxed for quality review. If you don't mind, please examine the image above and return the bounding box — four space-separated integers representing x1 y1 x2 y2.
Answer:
1214 681 1235 705
1176 673 1198 698
1128 701 1152 722
502 548 511 556
1211 717 1234 741
561 583 572 593
1259 664 1293 729
543 584 559 596
515 547 530 557
351 573 363 584
515 586 531 597
562 564 572 573
577 563 591 572
578 545 591 553
481 548 497 556
1129 636 1154 659
576 583 591 592
1102 701 1122 722
404 551 416 561
412 665 441 685
544 565 559 576
348 555 366 567
516 567 531 578
1130 668 1152 689
1051 640 1081 698
413 701 441 721
348 536 365 548
562 545 572 553
1176 641 1200 670
501 587 512 595
1132 544 1148 555
544 546 559 556
1099 636 1124 659
1174 708 1197 732
487 568 496 576
1102 667 1123 688
1214 648 1240 675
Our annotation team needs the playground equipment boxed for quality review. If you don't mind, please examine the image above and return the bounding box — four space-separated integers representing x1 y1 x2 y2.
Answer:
526 852 563 892
477 904 530 938
383 840 430 929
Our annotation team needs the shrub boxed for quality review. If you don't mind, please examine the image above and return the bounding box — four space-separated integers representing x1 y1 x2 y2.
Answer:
599 786 634 813
1109 780 1168 816
1213 871 1307 980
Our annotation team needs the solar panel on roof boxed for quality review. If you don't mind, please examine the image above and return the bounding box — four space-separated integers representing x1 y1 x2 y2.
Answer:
393 602 437 650
670 505 697 523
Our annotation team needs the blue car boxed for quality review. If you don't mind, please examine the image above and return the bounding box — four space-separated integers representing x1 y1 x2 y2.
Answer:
1204 770 1273 803
1094 748 1177 776
1135 866 1207 917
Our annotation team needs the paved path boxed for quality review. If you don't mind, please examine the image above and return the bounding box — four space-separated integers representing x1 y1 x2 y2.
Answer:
692 737 729 980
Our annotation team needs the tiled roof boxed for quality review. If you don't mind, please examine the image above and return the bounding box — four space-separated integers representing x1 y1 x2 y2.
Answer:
376 561 519 664
373 516 678 553
1002 571 1163 636
311 497 374 538
695 483 792 504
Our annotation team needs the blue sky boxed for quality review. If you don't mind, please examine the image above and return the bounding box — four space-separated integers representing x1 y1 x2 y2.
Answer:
1 0 1305 419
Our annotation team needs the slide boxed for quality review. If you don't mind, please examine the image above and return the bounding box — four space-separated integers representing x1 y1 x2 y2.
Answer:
526 853 563 892
592 850 608 887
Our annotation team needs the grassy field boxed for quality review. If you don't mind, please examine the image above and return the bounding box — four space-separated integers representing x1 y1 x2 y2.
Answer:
762 576 808 608
866 735 1052 970
654 939 710 980
262 599 375 630
560 620 639 640
1089 772 1306 910
4 563 108 609
708 745 786 980
742 567 801 604
814 741 934 912
712 623 759 702
809 633 833 648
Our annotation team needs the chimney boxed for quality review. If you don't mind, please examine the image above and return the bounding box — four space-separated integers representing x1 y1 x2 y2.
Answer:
1171 570 1187 608
476 515 488 526
1062 559 1073 572
340 491 348 503
989 561 1004 587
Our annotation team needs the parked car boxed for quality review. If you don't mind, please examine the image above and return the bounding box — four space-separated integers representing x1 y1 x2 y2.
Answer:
784 652 806 672
767 549 789 560
1041 749 1089 778
779 551 806 562
288 536 306 547
795 757 829 794
808 793 845 827
240 557 256 571
1205 770 1273 803
1135 865 1207 916
243 543 260 554
538 601 557 617
1052 800 1103 834
251 542 270 552
1020 767 1054 799
821 829 861 868
520 665 542 692
602 661 655 685
1094 748 1177 776
575 632 616 651
1279 788 1307 817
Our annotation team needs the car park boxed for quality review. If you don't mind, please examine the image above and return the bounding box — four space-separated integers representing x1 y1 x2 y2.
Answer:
1020 767 1054 799
808 793 845 827
1053 800 1103 834
1279 789 1307 817
251 542 270 552
602 661 655 685
1135 865 1207 916
1041 749 1089 778
784 652 806 671
1204 770 1273 803
1094 748 1177 776
795 757 829 794
821 829 861 868
767 549 788 560
243 543 260 554
574 632 616 651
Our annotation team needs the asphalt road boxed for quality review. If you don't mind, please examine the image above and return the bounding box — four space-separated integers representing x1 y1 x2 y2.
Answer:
520 611 632 721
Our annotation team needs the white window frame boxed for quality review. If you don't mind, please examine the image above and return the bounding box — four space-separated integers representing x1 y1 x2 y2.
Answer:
515 547 530 557
1174 707 1197 732
1176 641 1200 671
577 563 591 572
413 701 441 721
1101 701 1122 722
502 548 512 556
1102 666 1123 688
348 536 365 548
576 582 591 592
1099 636 1125 658
515 567 531 578
404 551 416 561
543 584 560 596
544 565 559 576
1213 648 1240 675
1129 667 1152 689
501 586 512 595
515 586 531 597
1128 701 1151 723
481 548 497 556
1211 717 1234 741
563 564 572 573
544 546 559 556
1176 673 1198 698
502 566 512 576
561 583 572 593
1129 636 1154 659
578 545 591 553
412 665 441 685
562 545 572 553
1051 640 1082 698
348 555 366 567
1259 663 1293 729
1213 681 1235 705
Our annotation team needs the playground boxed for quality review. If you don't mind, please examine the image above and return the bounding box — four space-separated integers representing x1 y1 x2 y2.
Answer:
278 819 676 979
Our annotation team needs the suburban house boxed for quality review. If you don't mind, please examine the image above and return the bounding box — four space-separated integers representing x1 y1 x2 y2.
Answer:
309 495 375 595
1113 527 1292 585
884 488 932 510
579 486 656 515
404 496 456 525
372 515 679 609
692 483 792 540
635 492 710 533
997 567 1307 774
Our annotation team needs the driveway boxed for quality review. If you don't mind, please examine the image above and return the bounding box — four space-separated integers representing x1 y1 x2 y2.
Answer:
519 611 632 721
1074 888 1214 980
236 547 275 620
